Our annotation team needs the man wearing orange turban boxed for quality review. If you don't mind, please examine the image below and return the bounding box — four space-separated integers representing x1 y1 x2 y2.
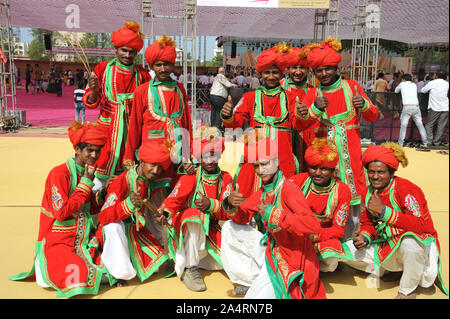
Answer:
296 36 379 239
281 46 317 173
123 35 194 183
339 142 447 299
221 43 310 201
10 121 108 297
96 141 173 285
289 138 352 273
82 21 151 187
159 134 233 293
221 136 326 299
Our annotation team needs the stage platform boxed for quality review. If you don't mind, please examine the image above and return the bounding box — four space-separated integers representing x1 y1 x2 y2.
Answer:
0 127 448 299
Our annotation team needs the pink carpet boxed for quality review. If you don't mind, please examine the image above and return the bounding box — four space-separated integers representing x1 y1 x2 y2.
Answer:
10 81 99 128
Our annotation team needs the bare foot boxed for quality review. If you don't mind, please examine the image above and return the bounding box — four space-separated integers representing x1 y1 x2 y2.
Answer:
114 279 128 287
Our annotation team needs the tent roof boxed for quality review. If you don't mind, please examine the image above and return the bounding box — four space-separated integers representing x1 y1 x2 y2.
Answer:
9 0 449 43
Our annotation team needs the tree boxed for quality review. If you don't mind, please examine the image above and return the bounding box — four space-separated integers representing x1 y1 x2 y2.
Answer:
27 28 51 60
207 54 223 67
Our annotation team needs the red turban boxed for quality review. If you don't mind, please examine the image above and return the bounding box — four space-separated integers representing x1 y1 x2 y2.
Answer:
193 137 225 159
145 35 177 66
304 138 339 169
306 36 342 70
138 142 172 170
68 121 107 148
362 143 408 171
286 47 309 68
111 21 144 51
256 42 293 73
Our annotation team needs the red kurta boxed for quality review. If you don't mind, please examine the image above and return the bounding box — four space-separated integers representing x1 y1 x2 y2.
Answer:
123 80 193 184
298 77 378 205
160 169 233 265
290 173 351 260
82 59 151 179
10 158 106 298
222 86 304 198
97 167 170 281
225 172 326 299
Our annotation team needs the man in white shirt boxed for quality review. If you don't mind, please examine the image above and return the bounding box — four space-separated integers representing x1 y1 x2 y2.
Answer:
421 72 449 146
209 67 236 132
395 74 429 148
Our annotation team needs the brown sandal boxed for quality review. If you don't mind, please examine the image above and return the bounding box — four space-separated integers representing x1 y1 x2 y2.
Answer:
227 285 249 298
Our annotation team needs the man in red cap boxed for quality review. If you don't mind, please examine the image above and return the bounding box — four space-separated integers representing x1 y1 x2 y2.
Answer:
158 132 233 292
221 42 309 200
289 138 352 272
96 141 173 286
222 136 325 299
10 121 109 298
297 36 379 239
82 21 151 187
123 35 194 182
282 46 317 172
341 142 447 299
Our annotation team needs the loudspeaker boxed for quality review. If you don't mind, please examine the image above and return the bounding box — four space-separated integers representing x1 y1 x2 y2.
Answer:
231 41 237 58
44 34 52 51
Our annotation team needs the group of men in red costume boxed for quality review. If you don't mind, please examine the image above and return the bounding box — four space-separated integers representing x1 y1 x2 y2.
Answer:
10 22 447 300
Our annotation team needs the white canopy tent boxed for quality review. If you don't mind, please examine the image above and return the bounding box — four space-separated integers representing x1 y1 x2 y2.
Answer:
7 0 449 43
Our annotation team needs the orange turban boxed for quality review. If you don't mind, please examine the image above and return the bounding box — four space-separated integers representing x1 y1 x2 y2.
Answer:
137 141 172 170
111 21 144 51
305 36 342 70
304 138 339 169
193 137 225 159
68 121 107 148
145 35 177 66
286 47 309 68
256 42 293 73
362 143 408 171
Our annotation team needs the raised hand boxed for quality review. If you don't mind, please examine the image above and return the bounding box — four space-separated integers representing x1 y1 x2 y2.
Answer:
87 72 99 103
257 199 270 217
227 184 246 207
315 89 329 111
83 164 97 181
221 95 234 119
352 85 365 109
194 193 211 212
367 189 384 218
295 96 308 118
130 191 142 208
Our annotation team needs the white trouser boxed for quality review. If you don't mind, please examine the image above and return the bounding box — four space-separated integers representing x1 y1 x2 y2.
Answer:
221 220 266 287
244 259 276 299
398 106 428 146
101 221 136 280
319 257 340 272
174 222 222 277
343 236 439 295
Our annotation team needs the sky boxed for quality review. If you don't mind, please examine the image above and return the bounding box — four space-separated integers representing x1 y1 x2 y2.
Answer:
18 27 218 61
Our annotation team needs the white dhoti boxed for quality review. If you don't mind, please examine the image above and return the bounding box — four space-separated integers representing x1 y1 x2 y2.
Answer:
221 220 266 287
244 259 276 299
319 257 340 273
34 257 51 288
100 221 136 280
174 222 222 277
343 236 439 295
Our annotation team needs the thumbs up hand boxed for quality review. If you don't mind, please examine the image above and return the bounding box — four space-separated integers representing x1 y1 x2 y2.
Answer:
227 183 246 207
352 85 365 109
194 192 211 212
367 189 384 218
221 95 234 119
257 199 270 217
295 96 309 118
314 89 329 111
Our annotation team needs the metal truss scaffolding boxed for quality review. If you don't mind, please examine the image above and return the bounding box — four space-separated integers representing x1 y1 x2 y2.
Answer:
351 0 381 86
141 0 198 124
0 0 18 131
313 0 340 42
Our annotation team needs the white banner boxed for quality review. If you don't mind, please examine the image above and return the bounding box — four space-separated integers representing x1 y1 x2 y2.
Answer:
45 47 116 57
197 0 329 9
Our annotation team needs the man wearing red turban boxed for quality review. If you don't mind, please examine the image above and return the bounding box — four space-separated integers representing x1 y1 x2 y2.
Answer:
281 46 317 172
158 133 233 292
296 36 379 239
123 35 194 184
338 142 447 299
221 136 326 299
10 121 108 297
96 141 173 285
82 21 151 187
289 138 352 273
221 42 310 201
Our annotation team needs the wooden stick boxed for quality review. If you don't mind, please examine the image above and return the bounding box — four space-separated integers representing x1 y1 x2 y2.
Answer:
63 33 90 74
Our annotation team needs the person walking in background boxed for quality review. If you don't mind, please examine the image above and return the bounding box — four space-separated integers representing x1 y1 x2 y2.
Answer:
74 81 86 124
33 64 43 94
395 74 429 149
25 63 33 94
374 72 390 120
209 67 236 133
422 72 449 147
